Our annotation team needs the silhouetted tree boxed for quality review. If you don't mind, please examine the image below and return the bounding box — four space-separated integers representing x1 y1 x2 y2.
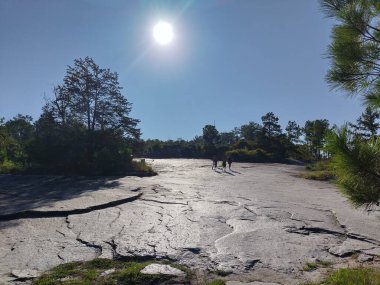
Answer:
220 131 238 146
261 112 282 139
46 57 140 138
202 125 219 157
27 57 141 175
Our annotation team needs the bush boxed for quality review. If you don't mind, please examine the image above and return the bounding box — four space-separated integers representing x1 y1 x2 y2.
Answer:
0 160 24 174
325 268 380 285
225 148 272 163
303 267 380 285
128 160 157 176
300 170 335 181
305 160 332 171
301 160 335 181
326 127 380 207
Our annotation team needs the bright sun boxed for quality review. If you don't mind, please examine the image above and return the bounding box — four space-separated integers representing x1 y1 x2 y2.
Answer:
153 21 174 45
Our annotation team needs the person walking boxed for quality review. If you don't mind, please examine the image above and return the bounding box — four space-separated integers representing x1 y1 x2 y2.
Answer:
212 156 218 170
222 158 227 172
227 156 232 170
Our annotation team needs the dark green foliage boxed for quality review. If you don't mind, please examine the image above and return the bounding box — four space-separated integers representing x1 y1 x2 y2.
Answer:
219 131 239 146
0 114 34 173
261 112 282 139
350 106 380 139
49 57 140 138
240 122 262 141
226 148 272 163
27 119 136 175
286 121 302 144
326 127 380 207
304 119 330 159
141 139 203 158
203 125 219 158
141 112 318 163
0 58 145 176
4 114 34 146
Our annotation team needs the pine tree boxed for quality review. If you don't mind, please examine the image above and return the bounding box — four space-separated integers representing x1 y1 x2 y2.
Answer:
322 0 380 206
285 121 302 144
261 112 282 139
326 127 380 207
351 106 380 139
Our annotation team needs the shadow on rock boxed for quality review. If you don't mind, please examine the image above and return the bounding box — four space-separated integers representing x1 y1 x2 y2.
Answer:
0 175 123 227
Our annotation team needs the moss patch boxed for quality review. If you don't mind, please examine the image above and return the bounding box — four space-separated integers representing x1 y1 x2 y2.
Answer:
32 258 236 285
32 259 185 285
303 260 333 271
302 267 380 285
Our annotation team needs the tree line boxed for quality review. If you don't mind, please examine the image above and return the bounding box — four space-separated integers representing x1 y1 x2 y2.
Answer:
140 109 380 164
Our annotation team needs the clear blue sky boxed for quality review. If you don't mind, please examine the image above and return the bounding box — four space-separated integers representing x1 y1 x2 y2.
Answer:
0 0 364 140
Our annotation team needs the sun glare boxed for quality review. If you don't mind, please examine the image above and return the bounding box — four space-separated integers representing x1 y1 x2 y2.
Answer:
153 21 174 46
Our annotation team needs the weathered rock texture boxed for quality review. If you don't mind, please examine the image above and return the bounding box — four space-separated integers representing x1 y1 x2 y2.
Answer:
0 159 379 284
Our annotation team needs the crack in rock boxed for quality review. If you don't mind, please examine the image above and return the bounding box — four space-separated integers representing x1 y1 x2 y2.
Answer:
109 207 122 227
57 252 65 261
0 192 142 221
140 198 188 206
185 247 201 254
104 239 118 259
286 226 380 247
286 226 345 237
76 237 103 257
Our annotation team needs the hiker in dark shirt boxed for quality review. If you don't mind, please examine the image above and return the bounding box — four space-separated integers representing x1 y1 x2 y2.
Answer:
212 156 218 169
227 156 232 170
222 158 227 172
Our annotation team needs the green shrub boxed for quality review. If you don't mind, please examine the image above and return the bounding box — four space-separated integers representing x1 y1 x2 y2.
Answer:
226 148 272 163
301 267 380 285
325 268 380 285
303 260 333 271
326 127 380 207
305 160 332 171
0 159 24 174
300 170 335 181
302 160 335 181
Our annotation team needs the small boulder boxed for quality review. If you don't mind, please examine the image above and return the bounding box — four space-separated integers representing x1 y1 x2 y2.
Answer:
141 264 185 277
328 246 355 257
100 268 116 277
357 254 374 263
11 269 40 279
